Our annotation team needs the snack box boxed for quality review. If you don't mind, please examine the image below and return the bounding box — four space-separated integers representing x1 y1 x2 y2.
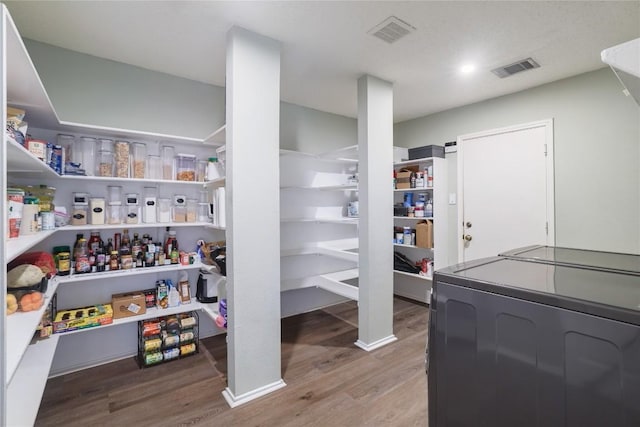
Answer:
112 291 146 319
53 304 113 334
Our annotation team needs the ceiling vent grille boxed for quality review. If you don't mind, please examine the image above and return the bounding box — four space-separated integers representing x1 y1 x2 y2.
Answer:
368 16 416 44
491 58 540 78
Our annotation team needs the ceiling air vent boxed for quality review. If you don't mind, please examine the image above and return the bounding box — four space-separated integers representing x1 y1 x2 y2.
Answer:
368 16 416 44
491 58 540 78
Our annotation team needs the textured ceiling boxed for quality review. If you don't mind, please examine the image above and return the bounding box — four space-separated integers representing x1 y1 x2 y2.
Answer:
4 1 640 122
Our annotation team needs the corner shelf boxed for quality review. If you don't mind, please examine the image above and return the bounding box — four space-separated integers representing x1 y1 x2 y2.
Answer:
393 216 434 220
394 187 433 192
203 124 226 146
6 230 57 263
393 156 438 167
393 269 432 282
56 262 203 284
280 183 358 191
7 137 60 178
6 277 60 385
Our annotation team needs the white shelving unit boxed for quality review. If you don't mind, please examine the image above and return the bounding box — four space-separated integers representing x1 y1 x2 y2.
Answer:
280 147 360 305
393 156 448 302
0 6 228 423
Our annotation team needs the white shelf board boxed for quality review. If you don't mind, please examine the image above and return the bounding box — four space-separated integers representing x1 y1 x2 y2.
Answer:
6 137 60 178
6 277 60 385
281 217 358 225
393 243 433 250
57 262 203 284
393 216 434 220
199 302 220 322
393 270 432 282
6 335 60 427
281 239 358 262
394 157 437 167
57 175 207 186
203 124 226 146
204 176 226 188
316 268 359 301
280 183 358 191
279 148 358 164
318 145 359 162
6 230 57 263
204 223 226 231
394 187 433 192
59 222 213 232
56 299 202 337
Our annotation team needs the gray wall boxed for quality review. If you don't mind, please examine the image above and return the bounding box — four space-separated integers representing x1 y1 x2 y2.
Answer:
395 68 640 259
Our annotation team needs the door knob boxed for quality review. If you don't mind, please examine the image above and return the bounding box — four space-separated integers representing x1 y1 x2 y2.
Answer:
466 222 472 228
463 234 473 242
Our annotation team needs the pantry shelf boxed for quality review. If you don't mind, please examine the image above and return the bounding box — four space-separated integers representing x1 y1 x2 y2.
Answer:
394 188 432 192
6 230 58 263
315 268 359 301
393 216 434 220
280 183 358 191
6 137 60 178
280 217 358 225
6 277 60 385
6 334 60 427
59 222 214 232
56 299 203 337
204 223 226 231
57 175 207 186
203 124 226 146
394 157 437 167
56 262 203 284
393 243 433 250
393 269 432 282
204 176 226 188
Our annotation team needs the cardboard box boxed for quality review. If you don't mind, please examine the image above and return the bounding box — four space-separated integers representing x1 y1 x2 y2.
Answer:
53 304 113 333
416 220 433 249
112 292 146 319
396 171 412 189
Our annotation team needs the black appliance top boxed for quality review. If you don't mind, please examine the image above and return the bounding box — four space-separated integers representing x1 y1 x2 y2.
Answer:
435 255 640 326
499 245 640 276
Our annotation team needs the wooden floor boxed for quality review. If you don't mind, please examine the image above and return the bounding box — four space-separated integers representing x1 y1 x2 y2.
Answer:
36 297 429 426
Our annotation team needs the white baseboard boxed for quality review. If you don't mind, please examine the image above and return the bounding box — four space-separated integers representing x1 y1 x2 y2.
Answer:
354 334 397 352
222 379 287 408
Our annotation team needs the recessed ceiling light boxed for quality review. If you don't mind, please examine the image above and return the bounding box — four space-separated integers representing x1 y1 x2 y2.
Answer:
460 64 476 74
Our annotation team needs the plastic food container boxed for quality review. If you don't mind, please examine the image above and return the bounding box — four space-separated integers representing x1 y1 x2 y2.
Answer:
107 186 123 205
107 204 122 225
71 205 88 226
80 137 97 176
90 198 106 225
131 142 147 179
158 198 171 223
186 199 198 223
175 154 196 181
161 146 175 180
97 150 114 177
197 160 208 182
147 155 162 180
197 203 210 222
143 187 157 223
114 141 130 178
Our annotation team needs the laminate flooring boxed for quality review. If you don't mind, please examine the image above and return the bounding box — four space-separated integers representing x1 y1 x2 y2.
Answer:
36 297 429 426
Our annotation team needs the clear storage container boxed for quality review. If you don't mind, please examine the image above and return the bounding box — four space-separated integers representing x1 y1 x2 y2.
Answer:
197 160 208 182
161 146 175 180
107 186 123 205
79 137 96 176
186 199 198 223
175 154 196 181
158 198 172 223
107 204 122 224
147 155 162 180
97 150 114 177
131 142 147 179
90 198 106 225
71 204 88 226
197 202 210 222
114 141 130 178
125 205 139 224
143 187 157 223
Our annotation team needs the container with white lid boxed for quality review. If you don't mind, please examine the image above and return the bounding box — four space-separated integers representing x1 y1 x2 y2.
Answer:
175 153 196 181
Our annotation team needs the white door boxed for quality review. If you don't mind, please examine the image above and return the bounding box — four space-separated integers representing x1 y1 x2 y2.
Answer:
458 119 554 262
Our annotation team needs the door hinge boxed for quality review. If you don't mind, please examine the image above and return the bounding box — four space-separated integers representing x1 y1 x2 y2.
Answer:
544 144 548 157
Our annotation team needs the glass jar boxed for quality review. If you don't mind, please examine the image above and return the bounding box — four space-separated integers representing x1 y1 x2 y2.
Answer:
114 140 130 178
147 155 162 180
97 150 115 177
161 146 175 180
175 153 196 181
131 142 147 179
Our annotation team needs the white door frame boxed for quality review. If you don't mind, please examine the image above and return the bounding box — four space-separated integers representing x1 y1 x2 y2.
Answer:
456 119 555 262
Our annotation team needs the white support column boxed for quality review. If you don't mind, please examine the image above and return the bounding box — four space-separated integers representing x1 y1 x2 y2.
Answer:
0 7 7 425
223 26 285 407
356 75 397 351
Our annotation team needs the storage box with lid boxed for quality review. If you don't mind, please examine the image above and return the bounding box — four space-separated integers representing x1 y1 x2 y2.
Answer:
408 144 445 160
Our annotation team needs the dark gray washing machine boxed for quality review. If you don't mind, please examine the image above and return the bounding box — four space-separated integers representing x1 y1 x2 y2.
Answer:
428 248 640 427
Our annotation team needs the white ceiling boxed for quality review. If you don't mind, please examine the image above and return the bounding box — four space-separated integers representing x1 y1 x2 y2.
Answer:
4 1 640 123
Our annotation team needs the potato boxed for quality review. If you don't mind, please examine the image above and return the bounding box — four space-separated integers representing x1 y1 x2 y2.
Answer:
6 294 18 315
